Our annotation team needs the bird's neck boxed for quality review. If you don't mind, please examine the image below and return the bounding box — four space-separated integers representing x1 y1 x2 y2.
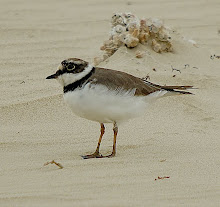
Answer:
63 66 95 93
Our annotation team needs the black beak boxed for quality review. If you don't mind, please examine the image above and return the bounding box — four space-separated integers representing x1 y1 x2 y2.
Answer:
46 73 57 79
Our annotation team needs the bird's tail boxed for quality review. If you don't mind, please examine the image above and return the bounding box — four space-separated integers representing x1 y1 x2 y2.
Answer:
160 85 194 94
141 80 194 95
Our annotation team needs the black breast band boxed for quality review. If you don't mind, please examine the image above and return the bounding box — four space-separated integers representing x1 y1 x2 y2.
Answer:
64 67 95 93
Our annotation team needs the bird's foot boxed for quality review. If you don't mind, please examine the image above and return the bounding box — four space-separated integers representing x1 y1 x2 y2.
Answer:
102 152 115 158
81 152 103 159
81 152 115 159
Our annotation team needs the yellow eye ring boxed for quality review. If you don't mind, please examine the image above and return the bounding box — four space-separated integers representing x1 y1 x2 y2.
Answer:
67 65 75 71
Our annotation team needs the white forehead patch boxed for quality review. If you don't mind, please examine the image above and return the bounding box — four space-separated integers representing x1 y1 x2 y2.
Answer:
57 64 63 70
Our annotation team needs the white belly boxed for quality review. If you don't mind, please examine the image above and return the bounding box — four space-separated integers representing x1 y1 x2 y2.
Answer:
63 84 166 123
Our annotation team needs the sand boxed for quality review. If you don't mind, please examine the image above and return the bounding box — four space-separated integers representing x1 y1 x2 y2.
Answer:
0 0 220 206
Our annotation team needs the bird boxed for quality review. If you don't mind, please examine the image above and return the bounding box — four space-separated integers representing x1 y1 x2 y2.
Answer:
46 58 193 159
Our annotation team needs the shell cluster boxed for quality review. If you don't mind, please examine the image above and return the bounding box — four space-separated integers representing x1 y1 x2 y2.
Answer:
94 12 173 65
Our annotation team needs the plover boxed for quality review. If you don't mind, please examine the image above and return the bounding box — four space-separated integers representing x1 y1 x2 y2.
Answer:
46 58 192 159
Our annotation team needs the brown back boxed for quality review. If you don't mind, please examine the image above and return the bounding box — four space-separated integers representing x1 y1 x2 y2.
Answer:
88 67 161 96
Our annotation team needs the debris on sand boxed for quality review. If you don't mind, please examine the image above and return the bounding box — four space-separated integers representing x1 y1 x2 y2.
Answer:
155 176 170 181
94 12 173 65
44 160 63 169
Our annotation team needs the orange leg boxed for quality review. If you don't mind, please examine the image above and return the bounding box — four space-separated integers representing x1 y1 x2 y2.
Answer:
102 122 118 158
82 122 118 159
81 123 105 159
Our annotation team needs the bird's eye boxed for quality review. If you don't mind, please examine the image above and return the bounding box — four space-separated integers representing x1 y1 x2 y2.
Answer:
67 63 75 71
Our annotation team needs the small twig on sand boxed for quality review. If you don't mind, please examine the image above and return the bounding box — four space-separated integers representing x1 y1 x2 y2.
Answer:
155 176 170 181
44 160 63 169
171 65 181 73
160 159 166 162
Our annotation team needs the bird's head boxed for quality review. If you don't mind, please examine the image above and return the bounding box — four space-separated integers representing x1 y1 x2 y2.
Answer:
46 58 92 86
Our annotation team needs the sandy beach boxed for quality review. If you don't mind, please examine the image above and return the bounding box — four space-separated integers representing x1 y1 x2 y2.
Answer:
0 0 220 206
